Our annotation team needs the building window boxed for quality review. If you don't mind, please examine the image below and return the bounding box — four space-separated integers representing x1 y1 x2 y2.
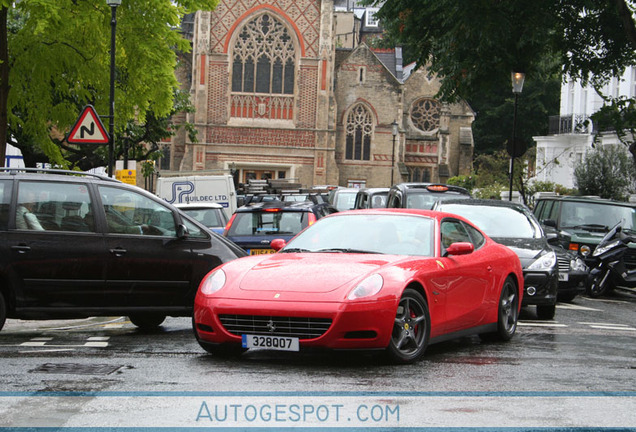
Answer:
345 104 373 161
365 8 379 27
230 13 297 120
411 98 440 132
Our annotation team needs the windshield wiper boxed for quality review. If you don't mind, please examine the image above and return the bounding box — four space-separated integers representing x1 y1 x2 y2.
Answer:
572 224 609 232
280 248 312 253
315 248 379 254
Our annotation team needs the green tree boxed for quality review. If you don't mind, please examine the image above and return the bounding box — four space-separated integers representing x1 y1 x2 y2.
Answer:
0 0 217 168
363 0 636 157
574 145 636 201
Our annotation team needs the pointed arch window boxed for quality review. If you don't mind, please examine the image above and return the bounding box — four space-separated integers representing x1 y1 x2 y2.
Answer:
345 104 373 161
230 13 297 120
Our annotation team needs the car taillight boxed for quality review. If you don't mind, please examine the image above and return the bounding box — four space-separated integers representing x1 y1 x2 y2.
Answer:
427 185 449 192
223 214 237 236
308 213 317 226
263 208 281 212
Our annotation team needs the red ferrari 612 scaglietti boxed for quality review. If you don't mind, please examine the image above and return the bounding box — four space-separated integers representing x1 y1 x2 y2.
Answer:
192 209 524 364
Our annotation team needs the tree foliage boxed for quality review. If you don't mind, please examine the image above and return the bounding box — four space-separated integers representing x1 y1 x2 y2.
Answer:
574 145 636 200
0 0 218 168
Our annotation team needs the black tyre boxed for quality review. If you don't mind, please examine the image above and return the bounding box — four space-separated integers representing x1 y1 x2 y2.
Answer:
536 304 556 320
482 276 519 341
385 288 430 364
128 314 165 329
0 291 6 332
585 269 612 298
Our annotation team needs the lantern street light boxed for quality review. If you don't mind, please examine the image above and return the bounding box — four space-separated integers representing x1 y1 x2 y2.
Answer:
106 0 121 177
391 120 398 186
508 71 525 201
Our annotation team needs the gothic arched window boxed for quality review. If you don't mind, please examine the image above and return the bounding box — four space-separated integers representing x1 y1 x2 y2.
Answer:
411 98 440 132
230 14 297 120
345 104 373 161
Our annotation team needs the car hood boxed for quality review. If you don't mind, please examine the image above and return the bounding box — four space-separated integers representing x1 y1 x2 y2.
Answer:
490 237 549 267
236 253 405 294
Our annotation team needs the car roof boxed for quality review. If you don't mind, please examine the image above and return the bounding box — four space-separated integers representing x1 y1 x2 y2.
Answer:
436 198 529 211
235 200 330 212
0 167 120 185
357 187 390 194
391 182 470 195
537 195 636 207
174 203 223 209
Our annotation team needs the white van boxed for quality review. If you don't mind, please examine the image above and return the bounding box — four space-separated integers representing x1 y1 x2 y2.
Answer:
155 175 237 219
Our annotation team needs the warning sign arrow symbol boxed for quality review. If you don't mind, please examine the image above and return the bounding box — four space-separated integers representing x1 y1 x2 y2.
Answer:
67 105 109 144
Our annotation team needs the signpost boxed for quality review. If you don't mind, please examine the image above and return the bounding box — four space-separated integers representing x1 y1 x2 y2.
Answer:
67 105 109 145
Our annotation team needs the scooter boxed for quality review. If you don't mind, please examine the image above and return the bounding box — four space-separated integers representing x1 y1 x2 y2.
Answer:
585 222 636 297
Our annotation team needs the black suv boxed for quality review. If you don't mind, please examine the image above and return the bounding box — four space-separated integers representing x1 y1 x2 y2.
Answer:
0 168 245 331
533 195 636 261
224 200 338 254
386 183 471 210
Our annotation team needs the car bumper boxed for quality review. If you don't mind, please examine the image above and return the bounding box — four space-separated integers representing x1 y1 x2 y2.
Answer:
558 268 587 296
193 296 397 351
521 271 558 306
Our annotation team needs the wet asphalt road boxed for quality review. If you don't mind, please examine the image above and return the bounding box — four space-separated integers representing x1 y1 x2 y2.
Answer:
0 290 635 428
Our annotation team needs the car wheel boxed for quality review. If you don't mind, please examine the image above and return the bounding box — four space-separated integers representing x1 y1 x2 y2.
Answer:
536 304 556 320
482 276 519 342
0 291 6 332
385 288 430 364
585 269 613 298
128 314 165 329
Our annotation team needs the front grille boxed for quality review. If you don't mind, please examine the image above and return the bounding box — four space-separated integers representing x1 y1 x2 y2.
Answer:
557 255 570 273
219 314 332 339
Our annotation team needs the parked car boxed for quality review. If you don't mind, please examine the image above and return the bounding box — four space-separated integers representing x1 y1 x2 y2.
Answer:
175 202 228 234
386 183 471 210
434 199 558 319
328 187 359 211
223 200 338 254
533 195 636 263
354 188 389 209
193 208 523 363
0 168 246 332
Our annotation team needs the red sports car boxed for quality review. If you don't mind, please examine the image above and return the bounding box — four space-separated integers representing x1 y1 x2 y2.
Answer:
193 209 524 363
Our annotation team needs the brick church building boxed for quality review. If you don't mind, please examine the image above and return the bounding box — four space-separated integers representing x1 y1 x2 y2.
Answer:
163 0 475 189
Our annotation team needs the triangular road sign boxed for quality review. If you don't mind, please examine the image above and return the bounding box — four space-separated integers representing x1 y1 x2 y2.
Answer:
67 105 109 144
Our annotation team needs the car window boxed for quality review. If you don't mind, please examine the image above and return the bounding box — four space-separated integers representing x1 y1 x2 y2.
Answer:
440 219 472 249
184 208 225 227
99 186 177 237
439 204 538 239
387 192 402 208
15 181 95 232
370 194 387 208
0 179 12 230
463 223 485 249
334 192 357 211
228 211 308 236
181 217 208 239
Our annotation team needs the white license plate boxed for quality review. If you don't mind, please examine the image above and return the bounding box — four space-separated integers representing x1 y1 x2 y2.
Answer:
242 334 299 352
558 272 569 281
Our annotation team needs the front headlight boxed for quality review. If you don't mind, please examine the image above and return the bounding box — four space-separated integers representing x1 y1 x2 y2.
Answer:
347 274 384 300
570 257 588 272
593 240 621 257
528 250 557 271
200 269 226 295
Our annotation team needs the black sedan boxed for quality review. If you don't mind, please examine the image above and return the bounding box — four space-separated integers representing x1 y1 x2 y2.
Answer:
434 199 558 320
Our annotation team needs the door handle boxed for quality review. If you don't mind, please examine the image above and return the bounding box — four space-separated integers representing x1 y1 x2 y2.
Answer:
109 247 127 257
487 265 493 272
11 245 31 254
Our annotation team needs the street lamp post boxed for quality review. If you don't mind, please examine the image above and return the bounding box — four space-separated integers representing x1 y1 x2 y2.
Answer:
107 0 121 177
508 71 525 201
391 120 398 186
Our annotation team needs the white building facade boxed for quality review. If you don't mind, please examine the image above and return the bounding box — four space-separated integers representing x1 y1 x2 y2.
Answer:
533 68 636 189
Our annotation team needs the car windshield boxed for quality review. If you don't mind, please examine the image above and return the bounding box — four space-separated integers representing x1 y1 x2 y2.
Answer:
334 192 357 211
182 208 225 227
282 214 435 256
406 192 469 210
228 211 309 236
439 204 539 239
560 201 636 231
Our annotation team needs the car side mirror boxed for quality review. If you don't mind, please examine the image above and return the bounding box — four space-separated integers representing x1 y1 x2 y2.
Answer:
176 223 189 239
444 242 474 256
270 238 287 251
543 219 557 228
546 232 559 245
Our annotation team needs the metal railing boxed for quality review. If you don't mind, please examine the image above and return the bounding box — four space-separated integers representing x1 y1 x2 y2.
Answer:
548 114 593 135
